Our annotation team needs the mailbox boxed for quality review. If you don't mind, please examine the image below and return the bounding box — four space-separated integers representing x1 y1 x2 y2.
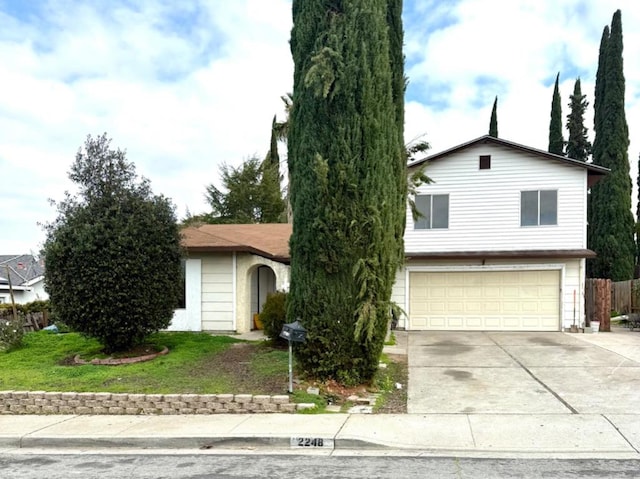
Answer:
280 320 307 343
280 319 306 394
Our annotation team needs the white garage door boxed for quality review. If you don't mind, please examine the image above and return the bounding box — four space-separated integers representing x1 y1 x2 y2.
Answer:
409 270 560 331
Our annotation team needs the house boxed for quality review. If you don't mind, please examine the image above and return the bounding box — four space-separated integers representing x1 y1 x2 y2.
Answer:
171 224 291 332
177 135 608 333
394 135 606 331
0 255 48 304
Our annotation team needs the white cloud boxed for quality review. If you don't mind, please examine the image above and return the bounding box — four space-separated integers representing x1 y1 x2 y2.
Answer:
0 0 293 253
1 0 639 255
404 0 640 178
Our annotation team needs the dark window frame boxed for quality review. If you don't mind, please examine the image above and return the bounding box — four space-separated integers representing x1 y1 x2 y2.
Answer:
415 194 449 230
521 189 558 226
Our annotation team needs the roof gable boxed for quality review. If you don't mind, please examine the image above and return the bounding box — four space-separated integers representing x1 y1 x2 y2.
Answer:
408 135 609 183
0 255 45 286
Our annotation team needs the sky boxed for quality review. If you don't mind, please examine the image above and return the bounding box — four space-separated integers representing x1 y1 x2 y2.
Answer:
1 0 639 254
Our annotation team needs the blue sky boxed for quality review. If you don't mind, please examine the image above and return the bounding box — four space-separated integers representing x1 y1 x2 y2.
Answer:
1 0 639 254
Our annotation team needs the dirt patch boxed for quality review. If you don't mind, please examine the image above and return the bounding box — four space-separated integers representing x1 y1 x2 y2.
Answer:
374 354 408 414
191 342 408 413
189 342 289 395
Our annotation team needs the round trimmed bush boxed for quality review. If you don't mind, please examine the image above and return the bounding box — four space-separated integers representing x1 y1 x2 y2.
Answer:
260 291 288 343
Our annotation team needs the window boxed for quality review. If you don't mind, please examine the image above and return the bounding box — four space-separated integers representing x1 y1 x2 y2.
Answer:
177 259 186 309
479 155 491 170
521 190 557 226
415 194 449 229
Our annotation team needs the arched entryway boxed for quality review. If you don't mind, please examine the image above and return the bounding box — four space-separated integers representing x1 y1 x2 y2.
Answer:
250 264 276 330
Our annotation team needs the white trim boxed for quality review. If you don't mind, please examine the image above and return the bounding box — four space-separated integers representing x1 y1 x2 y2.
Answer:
406 263 565 273
559 265 566 326
168 258 202 331
0 285 29 291
404 267 410 329
232 252 237 331
582 174 588 248
23 276 44 287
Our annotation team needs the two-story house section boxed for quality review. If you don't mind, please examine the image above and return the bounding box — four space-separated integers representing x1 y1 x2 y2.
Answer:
393 135 608 332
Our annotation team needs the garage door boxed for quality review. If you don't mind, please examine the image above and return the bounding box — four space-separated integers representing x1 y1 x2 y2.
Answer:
409 270 560 331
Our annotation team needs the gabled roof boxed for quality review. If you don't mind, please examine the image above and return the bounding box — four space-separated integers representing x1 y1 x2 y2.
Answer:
0 255 45 287
181 224 292 263
408 135 609 183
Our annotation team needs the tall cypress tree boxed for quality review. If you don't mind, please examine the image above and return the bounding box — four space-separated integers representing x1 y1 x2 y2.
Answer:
636 153 640 274
288 0 405 384
587 10 634 280
265 115 280 172
489 96 498 137
565 78 591 161
548 73 564 155
592 26 609 146
386 0 407 277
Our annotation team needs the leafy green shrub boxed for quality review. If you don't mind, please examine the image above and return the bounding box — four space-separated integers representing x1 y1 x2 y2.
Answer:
0 314 24 351
0 300 50 315
42 134 183 353
260 291 288 343
22 299 50 314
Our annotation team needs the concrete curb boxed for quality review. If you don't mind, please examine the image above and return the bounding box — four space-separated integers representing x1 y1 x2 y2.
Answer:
1 413 639 459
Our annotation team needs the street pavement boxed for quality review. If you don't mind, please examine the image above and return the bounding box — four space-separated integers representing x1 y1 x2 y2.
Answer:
0 328 639 458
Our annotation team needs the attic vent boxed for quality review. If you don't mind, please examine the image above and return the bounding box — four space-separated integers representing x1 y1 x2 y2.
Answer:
479 155 491 170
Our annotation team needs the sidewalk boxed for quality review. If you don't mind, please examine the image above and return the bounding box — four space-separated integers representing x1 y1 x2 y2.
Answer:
1 412 639 458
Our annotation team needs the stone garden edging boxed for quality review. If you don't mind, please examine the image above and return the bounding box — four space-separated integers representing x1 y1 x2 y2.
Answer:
0 391 316 415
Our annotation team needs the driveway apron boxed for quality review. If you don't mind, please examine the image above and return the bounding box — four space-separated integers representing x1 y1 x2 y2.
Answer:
407 331 640 415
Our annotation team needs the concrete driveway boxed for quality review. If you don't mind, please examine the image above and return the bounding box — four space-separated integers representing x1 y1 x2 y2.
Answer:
407 330 640 415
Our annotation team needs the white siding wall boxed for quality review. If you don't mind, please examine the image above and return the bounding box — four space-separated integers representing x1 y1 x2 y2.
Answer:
0 280 48 304
405 143 588 253
22 280 48 303
391 267 406 327
169 258 202 331
201 254 235 331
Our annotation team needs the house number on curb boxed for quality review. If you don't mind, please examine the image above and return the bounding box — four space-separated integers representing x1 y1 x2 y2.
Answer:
290 437 334 448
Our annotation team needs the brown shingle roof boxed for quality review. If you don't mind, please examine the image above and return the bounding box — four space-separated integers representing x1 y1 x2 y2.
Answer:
181 224 597 263
181 224 292 263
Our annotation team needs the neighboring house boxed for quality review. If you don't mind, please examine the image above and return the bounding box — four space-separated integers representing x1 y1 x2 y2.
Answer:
177 135 608 333
0 255 48 304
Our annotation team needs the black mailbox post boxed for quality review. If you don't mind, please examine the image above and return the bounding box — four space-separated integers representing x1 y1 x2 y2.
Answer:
280 320 307 393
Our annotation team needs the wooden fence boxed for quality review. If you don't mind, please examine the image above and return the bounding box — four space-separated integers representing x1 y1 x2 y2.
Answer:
584 278 611 331
610 279 640 315
585 278 640 332
0 309 48 332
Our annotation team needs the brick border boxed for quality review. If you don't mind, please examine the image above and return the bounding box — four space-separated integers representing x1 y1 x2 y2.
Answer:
0 391 316 415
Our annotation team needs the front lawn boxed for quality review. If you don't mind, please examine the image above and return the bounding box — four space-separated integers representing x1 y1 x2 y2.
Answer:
0 330 407 413
0 331 288 395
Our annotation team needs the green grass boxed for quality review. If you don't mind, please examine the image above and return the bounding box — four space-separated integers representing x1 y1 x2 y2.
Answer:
0 330 408 414
250 348 290 376
0 331 246 394
291 390 328 414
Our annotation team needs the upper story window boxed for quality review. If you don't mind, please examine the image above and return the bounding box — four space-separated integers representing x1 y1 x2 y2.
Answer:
415 194 449 229
521 190 557 226
479 155 491 170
